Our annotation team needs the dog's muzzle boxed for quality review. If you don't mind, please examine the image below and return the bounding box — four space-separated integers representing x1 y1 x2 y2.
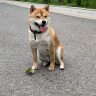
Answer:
34 20 47 33
35 20 46 28
42 21 46 25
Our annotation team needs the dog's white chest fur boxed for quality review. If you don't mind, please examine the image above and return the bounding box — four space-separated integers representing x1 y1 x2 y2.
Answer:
29 29 50 56
31 40 49 48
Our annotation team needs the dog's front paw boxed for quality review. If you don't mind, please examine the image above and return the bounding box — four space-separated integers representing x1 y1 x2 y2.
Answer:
32 65 37 70
48 64 54 70
60 62 64 70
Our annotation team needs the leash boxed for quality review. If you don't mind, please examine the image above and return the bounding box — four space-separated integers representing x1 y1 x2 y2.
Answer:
29 26 42 40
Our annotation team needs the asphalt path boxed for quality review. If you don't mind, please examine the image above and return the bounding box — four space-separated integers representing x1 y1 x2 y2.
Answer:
0 3 96 96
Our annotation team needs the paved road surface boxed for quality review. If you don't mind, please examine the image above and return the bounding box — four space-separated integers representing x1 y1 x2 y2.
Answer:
0 3 96 96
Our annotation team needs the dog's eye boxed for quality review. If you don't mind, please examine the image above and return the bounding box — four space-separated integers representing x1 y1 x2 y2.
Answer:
36 16 40 18
44 16 47 18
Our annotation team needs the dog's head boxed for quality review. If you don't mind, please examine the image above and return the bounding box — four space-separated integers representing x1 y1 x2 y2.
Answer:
28 5 50 33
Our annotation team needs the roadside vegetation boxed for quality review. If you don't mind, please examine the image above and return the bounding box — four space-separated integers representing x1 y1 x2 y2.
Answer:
16 0 96 9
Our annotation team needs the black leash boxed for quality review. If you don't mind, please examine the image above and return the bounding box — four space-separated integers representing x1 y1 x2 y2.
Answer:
29 26 42 40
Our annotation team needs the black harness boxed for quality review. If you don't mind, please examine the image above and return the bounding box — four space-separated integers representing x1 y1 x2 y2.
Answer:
29 26 42 40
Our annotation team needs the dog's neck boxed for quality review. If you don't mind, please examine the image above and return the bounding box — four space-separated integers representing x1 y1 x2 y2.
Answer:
29 26 42 40
29 26 48 40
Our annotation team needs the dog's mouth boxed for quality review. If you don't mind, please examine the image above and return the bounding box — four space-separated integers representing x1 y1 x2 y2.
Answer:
35 23 46 33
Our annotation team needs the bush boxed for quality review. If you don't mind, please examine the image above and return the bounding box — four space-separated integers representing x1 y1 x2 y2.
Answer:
16 0 96 9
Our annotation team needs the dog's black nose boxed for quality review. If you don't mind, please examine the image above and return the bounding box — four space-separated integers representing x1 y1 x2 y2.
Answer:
42 21 46 25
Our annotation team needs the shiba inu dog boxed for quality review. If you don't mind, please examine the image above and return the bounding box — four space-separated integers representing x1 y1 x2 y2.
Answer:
28 5 64 70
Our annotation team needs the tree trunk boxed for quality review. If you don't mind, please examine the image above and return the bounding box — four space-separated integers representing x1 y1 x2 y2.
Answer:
76 0 81 6
59 0 64 3
43 0 49 3
67 0 72 3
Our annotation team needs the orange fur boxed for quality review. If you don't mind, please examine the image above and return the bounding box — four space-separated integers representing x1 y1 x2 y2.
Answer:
28 5 64 70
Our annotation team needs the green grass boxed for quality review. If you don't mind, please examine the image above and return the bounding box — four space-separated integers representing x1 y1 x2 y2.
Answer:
16 0 96 9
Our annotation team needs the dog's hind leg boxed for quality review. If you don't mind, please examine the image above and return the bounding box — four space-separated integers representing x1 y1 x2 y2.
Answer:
56 46 64 69
39 53 48 67
42 62 48 67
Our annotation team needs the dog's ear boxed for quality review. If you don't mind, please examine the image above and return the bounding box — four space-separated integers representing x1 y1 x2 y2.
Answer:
30 5 36 13
44 5 49 12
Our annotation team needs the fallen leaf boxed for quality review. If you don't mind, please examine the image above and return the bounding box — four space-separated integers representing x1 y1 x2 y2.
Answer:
26 68 35 75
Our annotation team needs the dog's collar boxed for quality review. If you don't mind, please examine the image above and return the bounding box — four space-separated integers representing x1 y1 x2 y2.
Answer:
29 26 42 40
